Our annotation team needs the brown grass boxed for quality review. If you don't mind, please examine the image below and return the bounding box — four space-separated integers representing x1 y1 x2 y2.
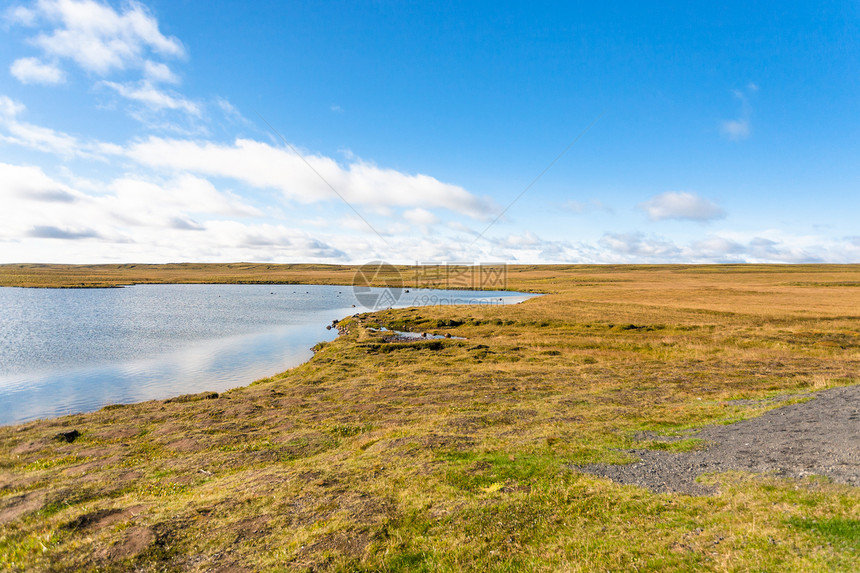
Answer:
0 264 858 571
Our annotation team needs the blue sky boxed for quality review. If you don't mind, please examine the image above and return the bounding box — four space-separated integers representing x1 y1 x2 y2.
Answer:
1 0 858 264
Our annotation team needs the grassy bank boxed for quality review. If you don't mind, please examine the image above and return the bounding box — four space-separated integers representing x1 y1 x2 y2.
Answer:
0 263 374 289
1 265 859 571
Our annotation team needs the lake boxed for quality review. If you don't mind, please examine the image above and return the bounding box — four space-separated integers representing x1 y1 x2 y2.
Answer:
0 284 534 425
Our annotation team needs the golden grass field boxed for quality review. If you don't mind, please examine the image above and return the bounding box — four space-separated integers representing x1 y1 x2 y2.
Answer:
0 264 858 571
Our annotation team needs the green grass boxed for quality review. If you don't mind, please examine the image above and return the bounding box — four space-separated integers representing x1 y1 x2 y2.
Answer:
634 438 708 453
0 264 859 571
787 516 860 552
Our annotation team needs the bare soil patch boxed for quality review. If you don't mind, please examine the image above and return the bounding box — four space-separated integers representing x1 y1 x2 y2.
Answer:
101 525 155 560
576 384 860 494
0 491 44 524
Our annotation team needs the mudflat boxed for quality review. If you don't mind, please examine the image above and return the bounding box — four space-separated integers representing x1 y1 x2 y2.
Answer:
1 264 858 571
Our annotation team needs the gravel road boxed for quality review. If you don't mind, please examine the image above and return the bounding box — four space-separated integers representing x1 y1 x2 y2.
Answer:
575 384 860 495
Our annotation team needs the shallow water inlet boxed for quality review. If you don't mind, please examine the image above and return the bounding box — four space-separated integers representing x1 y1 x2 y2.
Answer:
0 283 534 424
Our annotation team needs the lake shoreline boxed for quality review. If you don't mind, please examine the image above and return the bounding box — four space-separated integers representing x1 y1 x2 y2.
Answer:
0 282 536 425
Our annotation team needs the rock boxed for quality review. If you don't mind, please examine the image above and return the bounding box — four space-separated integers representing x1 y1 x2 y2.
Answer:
54 429 80 443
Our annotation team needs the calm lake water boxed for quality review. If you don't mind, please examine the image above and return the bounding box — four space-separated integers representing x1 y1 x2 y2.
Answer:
0 284 534 425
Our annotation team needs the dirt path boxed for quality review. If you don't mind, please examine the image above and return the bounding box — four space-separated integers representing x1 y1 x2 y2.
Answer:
576 384 860 495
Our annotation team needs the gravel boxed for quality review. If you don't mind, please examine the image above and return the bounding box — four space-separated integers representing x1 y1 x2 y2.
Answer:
575 384 860 495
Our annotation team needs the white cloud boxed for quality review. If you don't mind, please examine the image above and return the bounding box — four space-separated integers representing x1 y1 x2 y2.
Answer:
142 60 178 84
0 158 583 262
28 225 102 239
0 95 117 158
0 162 277 258
125 136 495 218
0 114 82 156
720 118 750 141
702 233 828 263
0 160 855 264
215 97 249 125
10 57 66 85
0 162 81 202
691 235 745 256
720 84 756 141
0 162 95 241
599 232 681 259
20 0 184 76
446 221 478 236
468 231 605 264
106 174 262 225
0 103 494 227
8 5 38 25
403 208 439 227
638 191 725 222
504 231 541 247
592 229 853 264
100 80 199 115
0 96 26 118
8 0 194 123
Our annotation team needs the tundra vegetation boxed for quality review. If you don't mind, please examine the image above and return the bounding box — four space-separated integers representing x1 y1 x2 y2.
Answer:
0 264 858 571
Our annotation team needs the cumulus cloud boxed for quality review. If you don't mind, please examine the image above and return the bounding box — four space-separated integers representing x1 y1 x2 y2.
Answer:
599 232 681 258
739 237 822 263
125 136 495 218
12 0 184 76
691 235 745 256
0 95 119 158
0 119 81 156
434 229 605 264
0 162 82 201
0 162 263 246
1 159 855 264
593 230 848 264
28 225 101 239
10 57 66 85
0 161 356 263
403 208 439 227
638 191 725 222
8 0 198 120
503 231 541 247
7 4 38 25
5 83 481 215
142 60 178 84
20 184 79 202
106 174 262 222
0 97 79 155
3 163 325 260
0 96 26 118
202 221 348 259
